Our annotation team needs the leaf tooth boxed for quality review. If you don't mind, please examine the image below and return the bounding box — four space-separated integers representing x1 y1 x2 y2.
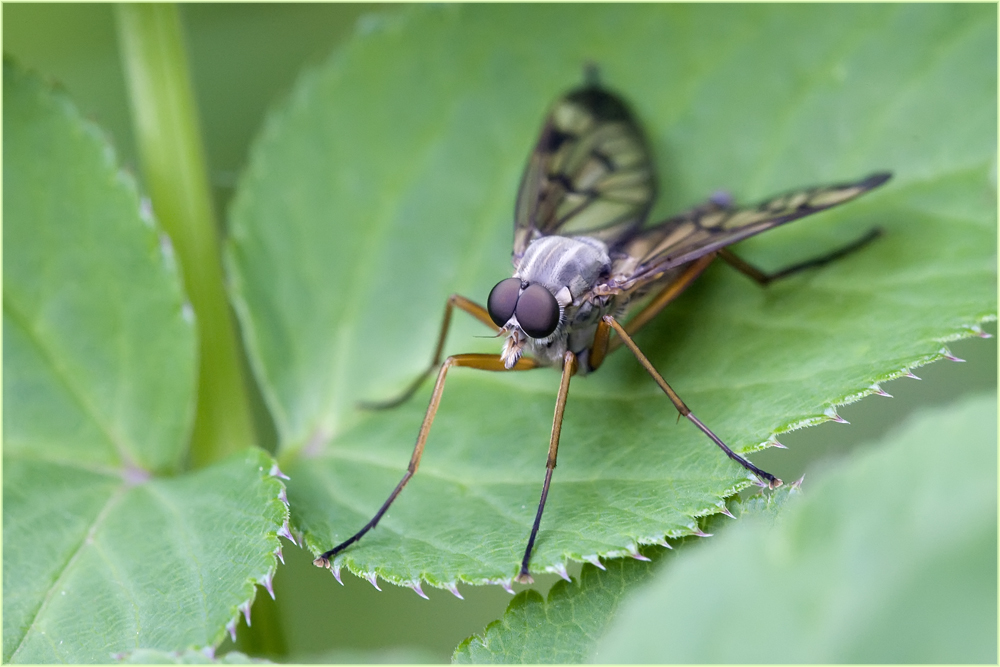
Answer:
790 475 806 490
584 554 606 570
140 196 154 224
366 572 382 591
259 571 275 599
409 581 429 599
331 563 344 586
549 563 572 582
201 646 215 660
768 438 787 449
903 370 921 380
274 544 284 565
942 351 966 362
823 407 849 424
500 580 515 595
239 600 252 627
719 506 736 519
960 323 990 337
628 545 652 561
690 528 713 538
655 537 673 550
277 487 288 506
268 463 290 480
446 583 464 600
870 384 893 397
226 617 238 642
277 521 295 544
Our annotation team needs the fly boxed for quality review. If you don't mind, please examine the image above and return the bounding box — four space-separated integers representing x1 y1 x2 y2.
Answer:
314 67 891 584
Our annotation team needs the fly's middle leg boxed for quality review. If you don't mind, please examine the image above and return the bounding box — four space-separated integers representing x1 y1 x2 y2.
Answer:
358 294 498 410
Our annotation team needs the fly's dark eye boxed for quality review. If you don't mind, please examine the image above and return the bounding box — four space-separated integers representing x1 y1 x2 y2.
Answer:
487 278 521 327
515 284 560 339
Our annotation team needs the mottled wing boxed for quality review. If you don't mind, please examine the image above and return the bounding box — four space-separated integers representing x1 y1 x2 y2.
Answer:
513 85 656 260
611 172 892 289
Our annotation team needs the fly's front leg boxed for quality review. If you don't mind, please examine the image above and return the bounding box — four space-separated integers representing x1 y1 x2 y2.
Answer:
358 294 499 409
315 353 539 570
719 228 882 286
517 350 578 584
602 315 781 489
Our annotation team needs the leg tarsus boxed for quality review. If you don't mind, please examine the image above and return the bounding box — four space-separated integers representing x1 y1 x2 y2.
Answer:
357 367 437 411
720 227 882 287
316 470 414 563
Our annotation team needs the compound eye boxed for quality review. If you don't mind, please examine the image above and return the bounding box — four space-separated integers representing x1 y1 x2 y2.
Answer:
487 278 521 327
515 283 560 339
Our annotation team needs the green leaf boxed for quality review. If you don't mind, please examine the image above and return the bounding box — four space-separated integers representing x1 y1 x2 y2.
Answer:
453 489 798 663
3 58 196 475
226 5 997 588
3 61 289 662
596 392 998 662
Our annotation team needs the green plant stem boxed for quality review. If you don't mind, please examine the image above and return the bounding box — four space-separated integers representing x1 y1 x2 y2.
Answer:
115 3 256 468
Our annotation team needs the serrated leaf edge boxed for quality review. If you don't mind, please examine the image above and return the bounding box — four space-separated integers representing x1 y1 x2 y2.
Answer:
206 457 291 653
301 318 995 594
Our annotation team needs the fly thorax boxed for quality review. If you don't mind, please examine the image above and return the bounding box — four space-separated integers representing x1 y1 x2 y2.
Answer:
515 235 611 298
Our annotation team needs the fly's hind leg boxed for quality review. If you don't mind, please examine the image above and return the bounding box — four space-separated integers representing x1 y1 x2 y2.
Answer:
314 353 539 570
599 315 781 489
358 295 499 409
719 228 882 287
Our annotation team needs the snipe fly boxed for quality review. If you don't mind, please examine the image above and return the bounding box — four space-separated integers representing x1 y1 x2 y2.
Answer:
314 69 890 585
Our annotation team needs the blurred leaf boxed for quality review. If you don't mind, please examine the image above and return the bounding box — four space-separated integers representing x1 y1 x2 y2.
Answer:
597 392 998 662
286 646 441 664
3 61 288 662
4 59 196 475
227 5 997 587
453 488 798 663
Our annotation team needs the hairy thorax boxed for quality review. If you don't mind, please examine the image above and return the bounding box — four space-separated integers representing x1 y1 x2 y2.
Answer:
511 235 626 371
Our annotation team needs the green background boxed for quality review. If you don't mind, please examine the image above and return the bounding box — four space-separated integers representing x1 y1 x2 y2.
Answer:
5 4 995 663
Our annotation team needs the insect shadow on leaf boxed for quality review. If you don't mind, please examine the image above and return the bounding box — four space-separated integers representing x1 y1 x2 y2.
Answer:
314 66 891 586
